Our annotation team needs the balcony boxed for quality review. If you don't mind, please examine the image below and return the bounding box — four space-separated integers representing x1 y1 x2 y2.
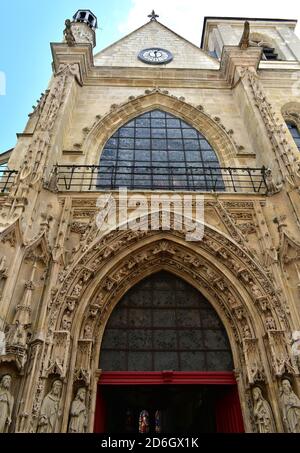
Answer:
0 168 18 193
54 164 268 194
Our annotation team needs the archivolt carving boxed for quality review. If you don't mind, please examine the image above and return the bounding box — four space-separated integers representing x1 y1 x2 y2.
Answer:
42 212 296 400
82 90 242 167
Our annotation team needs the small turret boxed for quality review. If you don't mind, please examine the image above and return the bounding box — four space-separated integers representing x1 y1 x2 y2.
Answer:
73 9 97 29
64 10 97 48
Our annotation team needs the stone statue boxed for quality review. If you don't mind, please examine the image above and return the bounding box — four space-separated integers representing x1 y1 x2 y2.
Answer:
252 387 276 433
0 374 14 433
68 387 88 433
63 19 76 47
37 380 62 433
264 168 282 195
239 21 250 50
280 379 300 433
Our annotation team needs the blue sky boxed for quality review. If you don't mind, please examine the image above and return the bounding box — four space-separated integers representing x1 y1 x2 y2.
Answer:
1 0 299 153
0 0 131 152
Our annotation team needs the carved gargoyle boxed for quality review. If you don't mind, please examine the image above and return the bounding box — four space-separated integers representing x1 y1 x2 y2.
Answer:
239 21 250 50
264 168 283 195
63 19 76 47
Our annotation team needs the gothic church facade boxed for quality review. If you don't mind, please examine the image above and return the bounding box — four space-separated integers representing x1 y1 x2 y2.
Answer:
1 10 300 433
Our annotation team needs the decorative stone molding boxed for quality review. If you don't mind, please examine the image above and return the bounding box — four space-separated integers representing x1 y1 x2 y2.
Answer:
242 339 265 384
74 340 93 385
267 331 298 377
241 67 295 179
43 331 71 378
82 90 244 167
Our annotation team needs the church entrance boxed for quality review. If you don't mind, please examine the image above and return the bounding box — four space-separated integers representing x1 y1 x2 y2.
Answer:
95 374 243 433
95 272 244 433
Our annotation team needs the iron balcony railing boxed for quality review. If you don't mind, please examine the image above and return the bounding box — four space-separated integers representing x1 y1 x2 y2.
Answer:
54 163 268 194
0 167 18 193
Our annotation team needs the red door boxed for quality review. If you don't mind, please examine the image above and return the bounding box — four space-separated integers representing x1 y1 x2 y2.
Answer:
215 385 244 433
94 371 244 433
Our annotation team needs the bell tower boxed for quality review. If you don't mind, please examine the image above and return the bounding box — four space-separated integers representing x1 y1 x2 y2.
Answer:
201 17 300 63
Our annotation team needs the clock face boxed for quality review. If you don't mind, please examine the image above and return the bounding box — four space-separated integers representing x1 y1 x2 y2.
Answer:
138 48 173 65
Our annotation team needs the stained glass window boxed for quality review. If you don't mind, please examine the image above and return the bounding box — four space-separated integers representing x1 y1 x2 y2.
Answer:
98 110 224 191
100 271 233 371
286 121 300 151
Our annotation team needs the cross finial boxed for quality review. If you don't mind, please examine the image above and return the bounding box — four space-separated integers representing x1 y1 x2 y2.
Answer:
148 10 159 21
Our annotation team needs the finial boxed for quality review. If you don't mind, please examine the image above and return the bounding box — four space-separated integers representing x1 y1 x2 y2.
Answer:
148 10 159 21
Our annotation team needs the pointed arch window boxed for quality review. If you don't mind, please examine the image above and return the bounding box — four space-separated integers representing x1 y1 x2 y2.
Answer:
286 121 300 151
100 272 233 372
98 109 224 191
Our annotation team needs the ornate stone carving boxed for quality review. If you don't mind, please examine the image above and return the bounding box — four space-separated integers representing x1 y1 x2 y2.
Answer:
0 256 8 280
265 168 282 195
68 387 88 433
252 386 276 433
243 339 265 384
37 380 63 433
267 331 297 376
44 331 71 378
74 340 93 384
0 374 14 433
264 314 277 331
44 165 59 193
63 19 76 47
280 379 300 433
242 67 293 178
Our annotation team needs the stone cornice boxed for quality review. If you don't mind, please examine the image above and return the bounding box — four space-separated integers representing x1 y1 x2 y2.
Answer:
52 42 286 89
51 42 232 89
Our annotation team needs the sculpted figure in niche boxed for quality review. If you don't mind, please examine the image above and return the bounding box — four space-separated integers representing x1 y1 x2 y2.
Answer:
61 314 71 331
252 387 276 433
37 380 62 433
68 388 88 433
83 324 93 339
265 315 276 331
250 281 263 299
280 379 300 433
0 375 14 433
89 304 100 318
67 299 76 313
72 279 83 298
243 324 252 339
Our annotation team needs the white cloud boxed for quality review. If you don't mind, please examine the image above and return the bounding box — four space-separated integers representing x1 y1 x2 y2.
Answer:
118 0 300 46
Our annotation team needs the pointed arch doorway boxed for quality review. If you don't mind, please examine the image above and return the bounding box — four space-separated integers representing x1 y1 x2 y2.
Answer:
94 271 244 433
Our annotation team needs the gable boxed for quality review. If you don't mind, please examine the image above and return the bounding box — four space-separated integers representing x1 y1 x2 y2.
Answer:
94 20 219 70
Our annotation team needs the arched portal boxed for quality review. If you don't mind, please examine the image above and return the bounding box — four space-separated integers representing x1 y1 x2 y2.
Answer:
46 216 290 434
95 271 244 433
